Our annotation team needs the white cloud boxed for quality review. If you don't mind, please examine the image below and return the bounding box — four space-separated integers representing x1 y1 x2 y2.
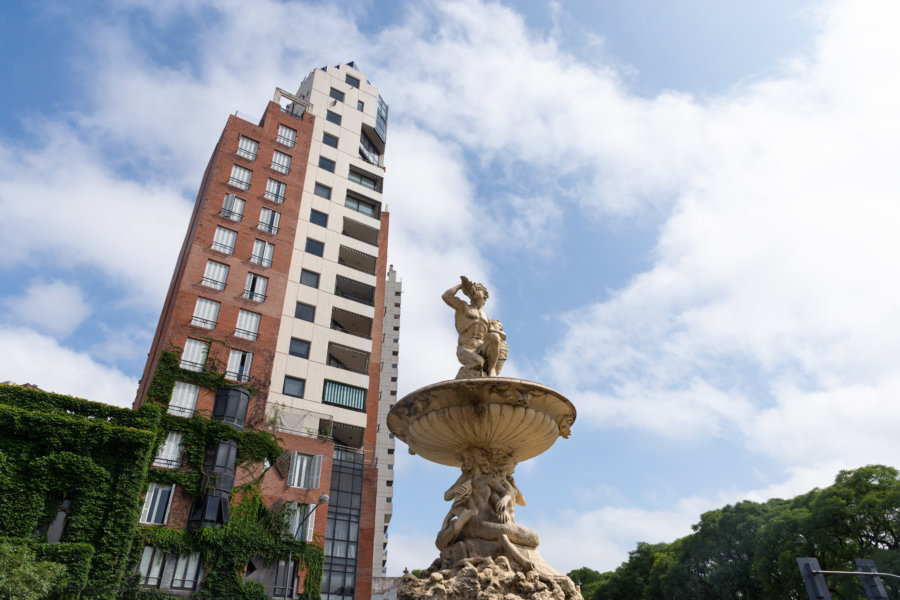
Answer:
0 326 138 408
2 279 91 338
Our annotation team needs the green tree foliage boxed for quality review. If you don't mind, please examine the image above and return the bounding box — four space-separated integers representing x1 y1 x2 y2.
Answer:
574 465 900 600
0 542 67 600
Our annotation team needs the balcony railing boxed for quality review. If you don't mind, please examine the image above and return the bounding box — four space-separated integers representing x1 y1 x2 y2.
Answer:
250 254 272 268
264 191 285 203
258 220 279 235
236 148 257 160
271 162 290 175
190 316 217 329
211 242 234 254
242 289 266 302
234 328 258 341
220 208 242 221
334 275 375 306
228 177 250 190
179 359 205 372
276 135 295 148
225 370 250 383
201 277 226 290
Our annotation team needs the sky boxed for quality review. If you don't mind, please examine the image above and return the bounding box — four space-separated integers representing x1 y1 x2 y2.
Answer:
2 0 900 578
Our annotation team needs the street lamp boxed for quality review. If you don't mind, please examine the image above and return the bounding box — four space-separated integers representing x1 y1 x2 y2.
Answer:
283 493 329 599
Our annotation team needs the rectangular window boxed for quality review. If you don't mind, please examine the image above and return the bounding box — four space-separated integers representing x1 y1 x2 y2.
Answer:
251 239 274 267
326 110 341 125
375 94 389 142
237 136 259 160
139 546 165 586
345 74 360 88
295 302 315 322
314 183 332 199
274 559 298 598
318 156 336 173
221 193 244 221
235 310 260 341
345 193 379 218
229 164 252 190
329 87 345 102
258 207 281 234
283 376 306 398
285 502 316 542
300 269 320 288
271 150 291 174
323 380 366 411
169 382 199 417
288 453 322 488
305 238 325 257
153 432 183 468
277 124 297 148
191 298 220 329
323 132 338 148
357 100 365 111
243 273 268 302
140 483 174 525
289 338 310 359
171 552 202 590
226 349 252 382
180 339 209 372
212 226 237 254
202 260 229 290
359 131 380 165
265 178 287 203
348 167 380 191
309 209 328 227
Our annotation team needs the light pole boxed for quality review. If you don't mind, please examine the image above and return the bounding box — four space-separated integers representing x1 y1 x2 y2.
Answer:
283 493 329 599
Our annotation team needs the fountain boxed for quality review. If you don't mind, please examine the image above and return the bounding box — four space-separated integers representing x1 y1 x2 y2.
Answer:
387 277 582 600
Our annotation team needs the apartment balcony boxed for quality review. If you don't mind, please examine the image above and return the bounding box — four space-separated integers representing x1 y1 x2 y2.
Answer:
338 245 377 276
326 342 370 375
342 216 379 247
330 307 372 340
334 275 374 306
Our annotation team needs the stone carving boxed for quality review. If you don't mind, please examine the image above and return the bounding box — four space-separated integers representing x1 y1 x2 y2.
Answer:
443 276 508 379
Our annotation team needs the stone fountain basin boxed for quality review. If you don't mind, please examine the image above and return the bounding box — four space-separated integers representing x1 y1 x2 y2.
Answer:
387 378 576 467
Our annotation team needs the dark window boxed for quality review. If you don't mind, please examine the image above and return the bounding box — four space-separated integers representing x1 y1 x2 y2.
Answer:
295 302 315 322
357 100 364 111
300 269 320 288
375 95 388 142
306 238 325 257
289 338 310 359
329 87 345 102
310 210 328 227
314 183 332 199
319 156 336 172
345 193 379 217
283 376 305 398
323 132 339 148
346 74 360 88
326 111 342 125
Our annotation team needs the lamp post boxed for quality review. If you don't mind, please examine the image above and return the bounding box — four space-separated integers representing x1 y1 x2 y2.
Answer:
283 493 329 599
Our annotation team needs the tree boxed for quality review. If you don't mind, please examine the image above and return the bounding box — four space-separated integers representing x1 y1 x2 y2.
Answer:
0 542 66 600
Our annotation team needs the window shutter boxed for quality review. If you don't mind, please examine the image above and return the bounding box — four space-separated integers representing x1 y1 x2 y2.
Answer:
288 452 298 486
140 484 154 522
309 455 323 488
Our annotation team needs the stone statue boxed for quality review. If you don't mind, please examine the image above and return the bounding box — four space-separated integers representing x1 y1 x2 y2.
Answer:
442 276 508 379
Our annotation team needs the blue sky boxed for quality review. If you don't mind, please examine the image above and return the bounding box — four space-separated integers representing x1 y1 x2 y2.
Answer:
3 0 900 576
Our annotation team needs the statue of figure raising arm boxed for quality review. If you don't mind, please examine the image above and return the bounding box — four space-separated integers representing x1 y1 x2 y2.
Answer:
442 276 507 379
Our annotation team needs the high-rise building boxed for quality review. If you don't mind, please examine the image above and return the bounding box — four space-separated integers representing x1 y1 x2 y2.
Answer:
135 62 398 599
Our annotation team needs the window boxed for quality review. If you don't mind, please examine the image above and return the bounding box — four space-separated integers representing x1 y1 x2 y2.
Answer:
229 164 252 190
289 338 310 359
271 150 291 174
251 239 274 267
323 380 366 411
153 432 183 468
314 183 331 199
212 226 237 254
305 238 324 257
140 483 174 525
171 552 202 590
235 310 260 341
345 193 379 218
345 74 360 88
288 453 322 488
323 132 338 148
226 349 252 382
283 376 306 398
237 136 259 160
318 156 335 172
202 260 229 290
326 110 341 125
168 382 199 417
138 546 165 586
359 131 380 165
277 124 297 148
329 87 345 102
274 559 298 598
286 502 316 542
295 302 315 322
300 269 320 288
310 209 328 227
357 100 365 111
375 94 389 142
258 207 280 234
180 339 209 372
191 298 220 329
348 167 380 191
265 178 287 203
221 193 244 221
243 273 268 302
